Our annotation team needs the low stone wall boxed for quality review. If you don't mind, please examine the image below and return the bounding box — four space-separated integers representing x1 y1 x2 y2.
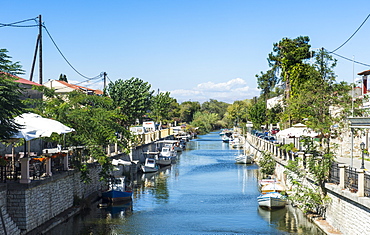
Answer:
325 184 370 235
5 164 105 233
247 132 370 235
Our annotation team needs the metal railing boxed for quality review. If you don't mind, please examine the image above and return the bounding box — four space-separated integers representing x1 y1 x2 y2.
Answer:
330 162 340 184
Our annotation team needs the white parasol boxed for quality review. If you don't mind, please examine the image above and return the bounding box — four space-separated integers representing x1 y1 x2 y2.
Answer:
11 113 75 141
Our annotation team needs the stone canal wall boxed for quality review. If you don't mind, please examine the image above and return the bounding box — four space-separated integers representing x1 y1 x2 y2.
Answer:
325 184 370 235
3 164 104 234
246 132 370 235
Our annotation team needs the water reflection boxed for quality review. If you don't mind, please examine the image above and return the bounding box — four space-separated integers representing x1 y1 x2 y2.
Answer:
102 201 133 219
46 132 325 235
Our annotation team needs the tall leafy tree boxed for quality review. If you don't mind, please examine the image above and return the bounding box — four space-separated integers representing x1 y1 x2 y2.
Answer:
30 89 130 182
248 97 266 129
191 111 219 134
59 73 68 83
178 101 201 123
268 36 312 99
105 77 154 126
201 99 230 120
224 100 249 127
150 91 176 124
0 49 25 140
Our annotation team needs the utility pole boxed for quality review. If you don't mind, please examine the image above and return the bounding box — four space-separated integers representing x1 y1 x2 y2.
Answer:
103 72 107 90
29 15 43 84
38 15 43 85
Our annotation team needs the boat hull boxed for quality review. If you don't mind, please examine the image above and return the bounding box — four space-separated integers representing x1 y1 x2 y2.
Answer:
257 192 287 209
235 154 253 164
102 190 133 203
156 156 172 166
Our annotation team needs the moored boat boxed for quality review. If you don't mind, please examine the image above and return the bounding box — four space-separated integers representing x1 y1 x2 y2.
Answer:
102 177 133 203
261 182 285 194
235 154 254 164
141 158 158 173
257 192 287 209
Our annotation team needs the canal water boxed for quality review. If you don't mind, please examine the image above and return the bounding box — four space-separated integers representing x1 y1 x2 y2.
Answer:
47 131 325 235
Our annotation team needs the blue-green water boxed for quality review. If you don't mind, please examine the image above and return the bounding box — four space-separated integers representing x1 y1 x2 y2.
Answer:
47 131 324 234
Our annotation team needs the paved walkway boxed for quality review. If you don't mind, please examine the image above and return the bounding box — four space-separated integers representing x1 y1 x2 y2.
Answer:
335 155 370 171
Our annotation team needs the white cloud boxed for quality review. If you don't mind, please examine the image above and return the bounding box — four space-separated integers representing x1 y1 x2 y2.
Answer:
169 78 260 104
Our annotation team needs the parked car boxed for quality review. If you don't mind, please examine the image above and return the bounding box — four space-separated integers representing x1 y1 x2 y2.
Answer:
271 128 280 135
263 136 277 143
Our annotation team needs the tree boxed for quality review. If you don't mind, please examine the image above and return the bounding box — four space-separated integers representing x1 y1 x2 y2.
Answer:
178 101 201 123
224 100 249 127
59 73 68 83
29 89 130 182
268 36 312 99
248 97 266 129
150 91 176 124
0 49 26 140
105 77 154 127
256 69 280 100
201 99 230 120
190 111 219 134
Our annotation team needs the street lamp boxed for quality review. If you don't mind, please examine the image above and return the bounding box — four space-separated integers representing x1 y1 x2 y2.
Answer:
360 142 365 169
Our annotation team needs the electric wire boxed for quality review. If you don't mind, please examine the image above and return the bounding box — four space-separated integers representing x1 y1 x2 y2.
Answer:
0 17 38 28
43 24 103 80
330 14 370 53
328 50 370 67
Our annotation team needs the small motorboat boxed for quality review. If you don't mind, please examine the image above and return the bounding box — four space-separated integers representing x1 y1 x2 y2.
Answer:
257 192 287 209
102 177 133 203
141 158 158 173
235 154 253 164
261 182 285 194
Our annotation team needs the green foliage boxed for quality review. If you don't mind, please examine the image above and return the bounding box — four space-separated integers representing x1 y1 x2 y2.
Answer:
259 151 276 176
0 49 26 140
190 111 219 134
59 74 68 83
150 91 176 123
29 90 131 183
285 137 334 217
224 100 249 127
201 99 230 120
0 48 24 75
179 101 201 123
247 98 266 129
105 77 154 126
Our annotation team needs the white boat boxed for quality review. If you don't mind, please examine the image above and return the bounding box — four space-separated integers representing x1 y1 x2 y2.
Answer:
259 178 278 188
257 192 287 209
160 146 177 161
141 158 158 173
229 137 243 148
235 154 253 164
143 150 172 166
261 182 285 194
157 140 185 152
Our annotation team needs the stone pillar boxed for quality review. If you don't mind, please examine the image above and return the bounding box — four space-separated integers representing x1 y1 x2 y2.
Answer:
297 152 305 168
20 157 31 184
107 144 111 156
46 158 52 176
305 154 312 170
339 164 347 189
63 154 69 171
357 169 365 197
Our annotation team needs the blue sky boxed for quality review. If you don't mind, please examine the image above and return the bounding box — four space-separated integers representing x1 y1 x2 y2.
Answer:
2 1 370 103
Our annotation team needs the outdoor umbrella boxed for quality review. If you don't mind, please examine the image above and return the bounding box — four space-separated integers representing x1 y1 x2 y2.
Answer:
11 113 75 141
276 123 318 138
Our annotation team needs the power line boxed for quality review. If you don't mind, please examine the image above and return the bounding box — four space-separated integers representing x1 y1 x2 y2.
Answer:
327 49 370 67
330 14 370 53
0 17 38 28
43 24 103 80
